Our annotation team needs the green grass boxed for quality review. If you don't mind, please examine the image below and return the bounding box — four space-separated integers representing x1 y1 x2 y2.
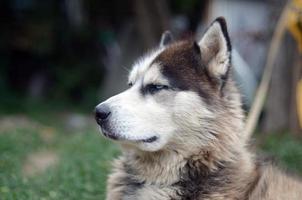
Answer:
258 133 302 175
0 118 119 200
0 114 302 200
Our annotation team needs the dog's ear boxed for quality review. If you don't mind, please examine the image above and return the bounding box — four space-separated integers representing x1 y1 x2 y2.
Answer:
160 31 174 47
198 17 231 80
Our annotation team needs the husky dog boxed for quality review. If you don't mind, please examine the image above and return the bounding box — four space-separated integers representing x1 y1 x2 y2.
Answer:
95 17 302 200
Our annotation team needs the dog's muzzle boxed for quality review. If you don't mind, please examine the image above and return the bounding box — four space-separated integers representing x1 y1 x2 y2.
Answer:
94 104 158 143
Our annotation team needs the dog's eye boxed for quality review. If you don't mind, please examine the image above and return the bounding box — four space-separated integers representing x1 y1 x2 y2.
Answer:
128 82 133 87
146 84 168 94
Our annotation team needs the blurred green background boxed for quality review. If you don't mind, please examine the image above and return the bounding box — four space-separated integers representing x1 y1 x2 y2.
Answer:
0 0 301 199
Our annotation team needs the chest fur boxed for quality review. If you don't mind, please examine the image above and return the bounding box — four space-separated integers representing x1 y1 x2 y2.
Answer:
106 171 178 200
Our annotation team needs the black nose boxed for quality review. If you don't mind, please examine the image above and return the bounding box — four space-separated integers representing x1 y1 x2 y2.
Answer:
95 104 111 125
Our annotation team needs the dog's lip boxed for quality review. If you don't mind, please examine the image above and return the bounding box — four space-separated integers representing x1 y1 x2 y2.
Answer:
101 128 119 140
138 136 158 143
100 128 158 143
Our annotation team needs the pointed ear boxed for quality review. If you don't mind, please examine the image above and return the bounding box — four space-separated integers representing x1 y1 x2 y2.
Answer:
198 17 231 79
160 31 174 47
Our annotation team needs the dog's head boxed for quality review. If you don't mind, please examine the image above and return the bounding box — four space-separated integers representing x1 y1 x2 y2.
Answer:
95 17 244 152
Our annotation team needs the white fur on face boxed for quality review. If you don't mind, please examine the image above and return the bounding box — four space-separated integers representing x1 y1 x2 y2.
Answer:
98 84 176 152
128 47 165 85
98 49 177 152
171 91 216 150
142 63 170 86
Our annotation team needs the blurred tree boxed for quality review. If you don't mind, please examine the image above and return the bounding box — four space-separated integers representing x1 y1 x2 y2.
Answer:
134 0 171 49
0 0 222 109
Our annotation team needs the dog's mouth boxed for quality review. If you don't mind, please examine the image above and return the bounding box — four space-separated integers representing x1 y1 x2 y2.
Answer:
138 136 158 143
101 128 158 143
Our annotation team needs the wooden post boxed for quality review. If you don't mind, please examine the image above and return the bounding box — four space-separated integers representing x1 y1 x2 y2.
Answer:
289 51 302 135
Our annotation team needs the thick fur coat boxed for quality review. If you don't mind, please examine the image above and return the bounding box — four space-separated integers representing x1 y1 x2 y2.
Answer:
95 17 302 200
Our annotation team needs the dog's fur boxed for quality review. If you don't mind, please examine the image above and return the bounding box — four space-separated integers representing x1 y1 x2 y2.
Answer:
95 17 302 200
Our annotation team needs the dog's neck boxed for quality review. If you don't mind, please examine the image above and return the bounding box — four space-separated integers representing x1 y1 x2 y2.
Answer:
121 148 187 185
120 137 258 199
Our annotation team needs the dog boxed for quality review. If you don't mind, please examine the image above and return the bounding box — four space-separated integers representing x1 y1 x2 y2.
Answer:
95 17 302 200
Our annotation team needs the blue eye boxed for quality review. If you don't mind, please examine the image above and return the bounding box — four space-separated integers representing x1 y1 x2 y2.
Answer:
146 84 168 94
